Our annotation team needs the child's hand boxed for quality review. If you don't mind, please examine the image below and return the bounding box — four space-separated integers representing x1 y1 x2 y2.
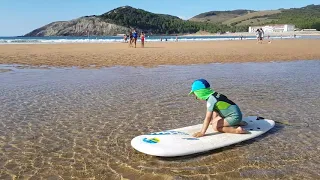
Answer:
193 132 204 138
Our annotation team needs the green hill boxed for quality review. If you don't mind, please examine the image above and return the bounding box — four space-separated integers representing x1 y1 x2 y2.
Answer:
268 4 320 30
191 4 320 30
222 10 281 26
99 6 239 34
189 10 255 23
100 6 181 30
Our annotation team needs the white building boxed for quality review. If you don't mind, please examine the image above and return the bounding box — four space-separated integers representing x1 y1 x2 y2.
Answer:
249 24 295 33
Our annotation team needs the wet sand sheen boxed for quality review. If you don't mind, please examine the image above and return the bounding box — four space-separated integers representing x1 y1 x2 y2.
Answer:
0 61 320 179
0 39 320 68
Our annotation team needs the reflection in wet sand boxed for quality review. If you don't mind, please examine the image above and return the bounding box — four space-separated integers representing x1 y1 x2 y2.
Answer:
0 60 320 179
0 69 12 73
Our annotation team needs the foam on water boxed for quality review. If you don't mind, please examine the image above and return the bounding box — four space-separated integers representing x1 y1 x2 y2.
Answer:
0 60 320 179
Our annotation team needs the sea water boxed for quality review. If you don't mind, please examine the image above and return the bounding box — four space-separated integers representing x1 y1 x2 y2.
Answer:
0 60 319 179
0 35 306 44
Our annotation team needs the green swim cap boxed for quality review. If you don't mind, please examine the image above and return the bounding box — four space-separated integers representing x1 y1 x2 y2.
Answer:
194 88 214 100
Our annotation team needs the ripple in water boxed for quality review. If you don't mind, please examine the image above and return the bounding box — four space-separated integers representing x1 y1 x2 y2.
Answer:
0 60 320 179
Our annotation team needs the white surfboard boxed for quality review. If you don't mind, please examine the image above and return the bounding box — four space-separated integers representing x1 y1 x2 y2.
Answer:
131 116 275 157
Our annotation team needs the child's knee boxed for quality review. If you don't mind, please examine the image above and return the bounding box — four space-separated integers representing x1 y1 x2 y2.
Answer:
211 123 219 131
212 111 222 122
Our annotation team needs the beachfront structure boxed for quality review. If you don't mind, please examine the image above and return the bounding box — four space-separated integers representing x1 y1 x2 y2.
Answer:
248 24 295 33
301 29 317 31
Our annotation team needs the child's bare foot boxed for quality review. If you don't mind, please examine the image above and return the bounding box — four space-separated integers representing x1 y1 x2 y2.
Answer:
236 127 248 134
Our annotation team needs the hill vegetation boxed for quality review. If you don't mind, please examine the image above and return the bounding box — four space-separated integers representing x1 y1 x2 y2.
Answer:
268 4 320 30
222 10 281 26
191 4 320 30
99 6 249 34
100 6 243 34
190 10 255 23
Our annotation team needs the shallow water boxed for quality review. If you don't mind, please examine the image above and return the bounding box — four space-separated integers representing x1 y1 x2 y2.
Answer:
0 35 301 44
0 60 320 179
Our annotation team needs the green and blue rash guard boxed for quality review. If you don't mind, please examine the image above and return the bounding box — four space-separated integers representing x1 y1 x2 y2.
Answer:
206 92 242 118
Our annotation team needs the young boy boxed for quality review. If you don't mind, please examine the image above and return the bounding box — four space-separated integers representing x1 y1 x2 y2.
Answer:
189 79 248 138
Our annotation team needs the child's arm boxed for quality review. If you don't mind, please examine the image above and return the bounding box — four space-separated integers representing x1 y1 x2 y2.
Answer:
193 111 213 137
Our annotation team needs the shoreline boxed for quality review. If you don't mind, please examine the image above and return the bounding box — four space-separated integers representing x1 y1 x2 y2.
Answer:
0 39 319 68
0 59 317 71
1 33 317 45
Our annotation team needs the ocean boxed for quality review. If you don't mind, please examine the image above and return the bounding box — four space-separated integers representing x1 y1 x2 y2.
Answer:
0 35 304 44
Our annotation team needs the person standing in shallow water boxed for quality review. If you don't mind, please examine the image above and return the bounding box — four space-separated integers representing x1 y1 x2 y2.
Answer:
132 29 138 48
260 28 264 42
189 79 248 138
140 32 145 48
123 34 128 43
129 31 133 47
256 29 261 44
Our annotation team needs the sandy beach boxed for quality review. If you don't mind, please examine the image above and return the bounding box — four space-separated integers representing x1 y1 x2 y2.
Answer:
0 39 320 68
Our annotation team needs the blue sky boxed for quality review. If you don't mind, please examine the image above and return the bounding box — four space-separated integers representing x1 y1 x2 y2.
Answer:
1 0 319 36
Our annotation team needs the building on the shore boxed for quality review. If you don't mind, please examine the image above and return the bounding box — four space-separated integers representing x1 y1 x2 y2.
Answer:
301 29 317 31
248 24 295 33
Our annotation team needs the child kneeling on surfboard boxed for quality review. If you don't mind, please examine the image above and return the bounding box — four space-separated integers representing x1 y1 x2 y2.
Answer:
189 79 248 138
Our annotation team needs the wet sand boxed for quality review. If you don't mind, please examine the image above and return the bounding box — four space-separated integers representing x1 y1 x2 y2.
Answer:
0 39 320 68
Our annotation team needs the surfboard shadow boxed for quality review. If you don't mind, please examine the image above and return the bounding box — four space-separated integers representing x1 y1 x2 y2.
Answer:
157 124 284 161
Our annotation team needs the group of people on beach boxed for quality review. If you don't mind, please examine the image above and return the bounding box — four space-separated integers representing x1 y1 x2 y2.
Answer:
256 28 265 44
256 28 276 44
123 29 145 48
256 28 275 44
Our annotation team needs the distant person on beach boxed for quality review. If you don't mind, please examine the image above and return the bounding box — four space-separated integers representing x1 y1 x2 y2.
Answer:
256 29 261 43
133 29 138 48
140 32 145 48
129 32 133 47
123 34 128 43
256 29 263 44
189 79 248 138
175 35 178 42
260 28 264 42
267 35 271 43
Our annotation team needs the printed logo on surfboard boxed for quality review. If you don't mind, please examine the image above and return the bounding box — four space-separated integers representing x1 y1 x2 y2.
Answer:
143 137 160 144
